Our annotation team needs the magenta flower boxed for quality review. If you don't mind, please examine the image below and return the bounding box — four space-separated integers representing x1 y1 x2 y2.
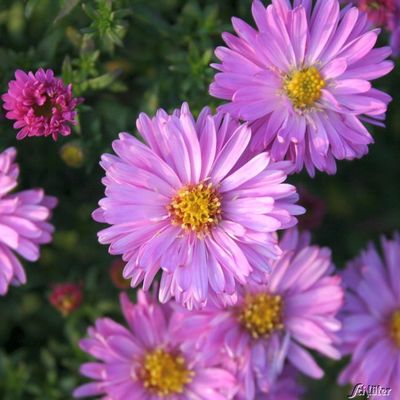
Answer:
2 68 81 140
93 103 304 309
74 291 237 399
210 0 394 176
0 147 57 295
177 228 343 399
339 233 400 398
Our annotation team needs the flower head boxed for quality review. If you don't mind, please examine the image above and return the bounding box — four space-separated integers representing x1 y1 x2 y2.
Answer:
0 147 57 295
178 228 343 398
2 69 81 140
210 0 394 176
339 233 400 398
74 291 237 399
49 282 83 316
93 103 304 309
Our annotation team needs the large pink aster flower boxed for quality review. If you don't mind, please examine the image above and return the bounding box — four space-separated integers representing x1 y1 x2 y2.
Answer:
74 291 237 399
339 233 400 398
177 228 343 399
2 69 81 140
210 0 394 176
0 147 57 295
93 103 304 309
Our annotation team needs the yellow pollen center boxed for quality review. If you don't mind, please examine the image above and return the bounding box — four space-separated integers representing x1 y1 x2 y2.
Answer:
284 66 325 110
239 293 284 339
168 182 221 233
140 349 193 396
390 310 400 348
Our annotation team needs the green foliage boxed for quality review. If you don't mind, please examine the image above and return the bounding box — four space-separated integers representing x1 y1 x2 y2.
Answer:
0 0 399 398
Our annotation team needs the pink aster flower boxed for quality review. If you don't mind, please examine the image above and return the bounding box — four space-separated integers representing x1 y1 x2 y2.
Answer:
93 103 304 309
0 147 57 295
177 228 343 399
2 68 81 140
74 291 237 399
339 233 400 398
210 0 394 176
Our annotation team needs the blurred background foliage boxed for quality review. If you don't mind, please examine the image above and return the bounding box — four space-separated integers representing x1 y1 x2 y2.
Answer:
0 0 398 398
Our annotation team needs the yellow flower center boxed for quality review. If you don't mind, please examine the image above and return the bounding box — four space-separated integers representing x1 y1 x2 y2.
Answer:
239 293 284 339
284 66 325 110
140 349 193 396
168 182 221 234
390 310 400 348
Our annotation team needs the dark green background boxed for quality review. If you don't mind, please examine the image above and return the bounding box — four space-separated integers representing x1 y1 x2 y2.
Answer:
0 0 398 398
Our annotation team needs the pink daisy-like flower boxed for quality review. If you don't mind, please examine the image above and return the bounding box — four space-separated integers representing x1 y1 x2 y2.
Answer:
74 291 237 399
2 68 81 140
93 103 304 309
177 228 343 399
0 147 57 295
339 233 400 398
210 0 394 176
